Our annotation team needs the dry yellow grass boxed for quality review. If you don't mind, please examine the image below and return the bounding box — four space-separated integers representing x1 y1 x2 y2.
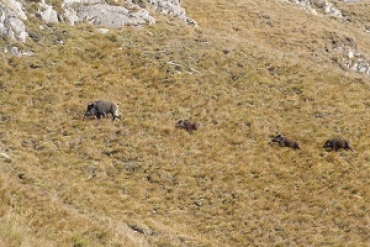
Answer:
1 0 370 246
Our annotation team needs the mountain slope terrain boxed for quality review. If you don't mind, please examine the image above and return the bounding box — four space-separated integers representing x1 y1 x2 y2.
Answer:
1 0 370 246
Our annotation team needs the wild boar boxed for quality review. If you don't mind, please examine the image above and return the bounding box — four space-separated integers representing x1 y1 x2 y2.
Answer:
271 134 300 150
323 138 353 151
175 120 200 133
84 100 122 121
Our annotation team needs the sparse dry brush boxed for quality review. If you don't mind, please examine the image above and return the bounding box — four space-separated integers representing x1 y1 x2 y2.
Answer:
1 0 370 246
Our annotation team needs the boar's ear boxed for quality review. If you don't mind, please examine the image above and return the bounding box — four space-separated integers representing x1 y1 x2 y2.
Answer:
87 103 94 110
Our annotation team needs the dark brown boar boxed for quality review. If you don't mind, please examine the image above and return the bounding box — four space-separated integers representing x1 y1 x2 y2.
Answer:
272 134 300 150
323 138 353 151
175 120 200 133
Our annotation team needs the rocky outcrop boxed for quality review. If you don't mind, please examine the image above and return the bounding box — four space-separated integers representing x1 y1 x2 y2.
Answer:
0 0 196 57
328 36 370 75
37 0 59 23
1 0 196 43
62 0 155 27
0 0 28 42
148 0 197 25
64 3 155 27
282 0 342 17
60 0 196 27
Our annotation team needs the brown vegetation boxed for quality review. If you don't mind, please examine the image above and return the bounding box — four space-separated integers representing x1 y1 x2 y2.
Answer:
1 0 370 246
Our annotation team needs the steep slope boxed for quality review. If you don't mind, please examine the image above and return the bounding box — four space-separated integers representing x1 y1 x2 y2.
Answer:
1 0 370 246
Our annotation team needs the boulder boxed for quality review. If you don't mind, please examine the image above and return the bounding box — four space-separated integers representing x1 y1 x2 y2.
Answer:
2 0 27 19
37 0 59 23
148 0 197 25
0 0 28 42
63 1 155 27
283 0 342 18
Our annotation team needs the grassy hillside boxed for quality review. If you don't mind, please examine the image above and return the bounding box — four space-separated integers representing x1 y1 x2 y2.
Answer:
1 0 370 246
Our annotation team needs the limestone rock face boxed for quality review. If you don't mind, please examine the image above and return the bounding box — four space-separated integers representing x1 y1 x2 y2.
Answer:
37 0 59 23
61 0 196 27
2 0 26 20
282 0 342 17
0 0 28 42
0 0 196 43
329 37 370 75
62 0 155 26
148 0 197 25
0 0 197 45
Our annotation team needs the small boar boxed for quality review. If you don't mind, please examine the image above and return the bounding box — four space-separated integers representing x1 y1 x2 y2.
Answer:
272 134 300 150
175 120 200 133
84 100 122 121
323 138 353 151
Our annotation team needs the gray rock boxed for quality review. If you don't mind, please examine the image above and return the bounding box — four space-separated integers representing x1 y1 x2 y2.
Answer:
62 0 104 5
148 0 197 25
0 0 179 33
63 2 155 27
10 46 20 56
38 0 59 23
2 0 27 20
0 0 28 42
283 0 342 18
62 7 79 26
97 28 109 34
